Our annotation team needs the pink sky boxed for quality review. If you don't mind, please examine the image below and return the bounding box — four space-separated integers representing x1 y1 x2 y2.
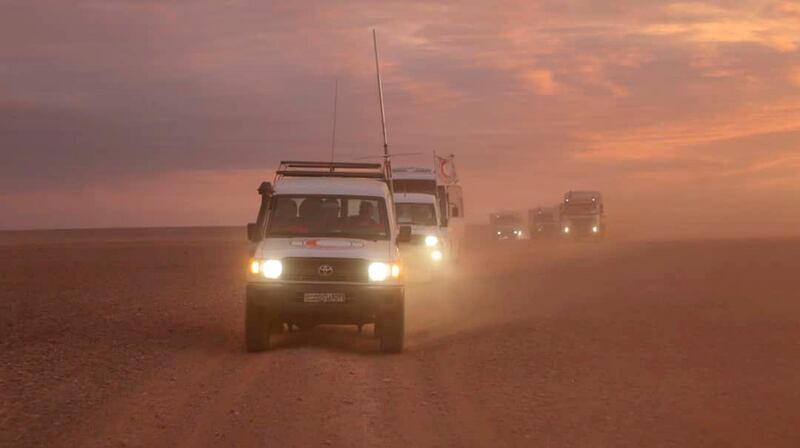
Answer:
1 0 799 238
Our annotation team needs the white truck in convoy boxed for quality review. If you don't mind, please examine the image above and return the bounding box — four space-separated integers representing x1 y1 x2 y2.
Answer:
245 161 411 353
559 190 605 239
394 190 446 263
490 211 527 240
392 165 464 263
529 206 559 239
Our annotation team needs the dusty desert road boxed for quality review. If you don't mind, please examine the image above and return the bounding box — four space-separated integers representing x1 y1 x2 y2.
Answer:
2 228 800 447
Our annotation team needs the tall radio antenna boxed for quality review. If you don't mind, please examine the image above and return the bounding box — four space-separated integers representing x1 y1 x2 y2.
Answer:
329 79 338 169
372 29 394 198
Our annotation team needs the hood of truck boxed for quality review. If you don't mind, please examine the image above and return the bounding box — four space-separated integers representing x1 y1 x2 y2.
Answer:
255 237 394 261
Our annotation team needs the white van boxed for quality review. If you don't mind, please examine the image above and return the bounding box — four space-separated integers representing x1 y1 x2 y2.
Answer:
559 190 605 238
392 166 465 261
394 192 447 263
490 211 528 240
246 161 410 353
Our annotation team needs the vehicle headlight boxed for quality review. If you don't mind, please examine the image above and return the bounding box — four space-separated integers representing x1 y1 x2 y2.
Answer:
496 231 501 235
592 226 599 233
514 230 522 236
563 226 570 233
260 259 283 279
368 262 390 281
431 250 443 261
368 262 401 281
424 235 439 247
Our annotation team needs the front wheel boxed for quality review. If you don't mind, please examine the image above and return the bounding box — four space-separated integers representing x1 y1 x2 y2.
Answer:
379 299 405 353
245 300 277 352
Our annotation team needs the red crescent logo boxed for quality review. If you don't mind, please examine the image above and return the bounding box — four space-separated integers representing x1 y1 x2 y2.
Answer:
439 159 450 178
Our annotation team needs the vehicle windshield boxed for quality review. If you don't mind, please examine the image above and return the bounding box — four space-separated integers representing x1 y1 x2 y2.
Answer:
495 216 521 226
396 203 437 226
392 179 437 195
563 202 598 215
533 212 554 222
267 195 390 240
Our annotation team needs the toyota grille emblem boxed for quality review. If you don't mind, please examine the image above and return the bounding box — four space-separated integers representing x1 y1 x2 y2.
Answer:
318 265 334 276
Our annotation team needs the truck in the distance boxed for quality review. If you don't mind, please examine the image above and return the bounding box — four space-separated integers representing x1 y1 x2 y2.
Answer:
559 190 605 239
529 206 559 238
490 211 527 240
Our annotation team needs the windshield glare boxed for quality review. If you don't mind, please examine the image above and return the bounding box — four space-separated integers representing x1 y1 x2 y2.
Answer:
267 195 390 240
396 203 437 226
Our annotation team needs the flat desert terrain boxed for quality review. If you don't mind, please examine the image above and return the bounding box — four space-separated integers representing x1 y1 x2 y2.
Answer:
1 228 799 447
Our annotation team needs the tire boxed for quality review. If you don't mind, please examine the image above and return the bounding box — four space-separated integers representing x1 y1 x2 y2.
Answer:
245 299 275 352
379 297 405 353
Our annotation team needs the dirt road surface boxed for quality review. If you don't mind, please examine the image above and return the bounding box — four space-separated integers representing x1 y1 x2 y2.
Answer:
2 228 799 447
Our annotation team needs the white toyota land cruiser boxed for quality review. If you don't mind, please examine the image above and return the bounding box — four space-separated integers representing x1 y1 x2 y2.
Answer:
245 161 411 353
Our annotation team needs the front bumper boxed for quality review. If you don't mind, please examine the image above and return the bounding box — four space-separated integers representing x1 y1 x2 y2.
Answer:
246 281 403 324
562 224 601 238
495 232 524 240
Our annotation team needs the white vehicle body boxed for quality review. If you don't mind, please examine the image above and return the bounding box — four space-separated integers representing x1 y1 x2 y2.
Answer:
245 161 406 353
490 211 528 240
394 192 448 263
528 206 559 238
251 178 399 265
392 166 465 260
559 190 605 238
441 184 465 259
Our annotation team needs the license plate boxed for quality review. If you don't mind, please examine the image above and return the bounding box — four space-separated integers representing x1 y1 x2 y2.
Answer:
303 292 346 303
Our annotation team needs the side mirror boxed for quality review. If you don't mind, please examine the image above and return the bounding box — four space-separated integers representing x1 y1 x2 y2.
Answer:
398 225 412 243
451 206 460 218
247 223 262 242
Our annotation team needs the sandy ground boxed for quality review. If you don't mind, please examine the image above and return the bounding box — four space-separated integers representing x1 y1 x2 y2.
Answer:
1 228 799 447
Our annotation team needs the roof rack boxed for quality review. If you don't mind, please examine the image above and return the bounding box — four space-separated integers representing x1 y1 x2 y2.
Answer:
274 160 388 182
